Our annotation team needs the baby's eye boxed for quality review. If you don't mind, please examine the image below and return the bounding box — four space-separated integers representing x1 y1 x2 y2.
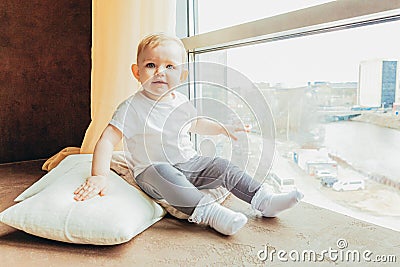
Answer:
166 64 175 70
145 63 155 68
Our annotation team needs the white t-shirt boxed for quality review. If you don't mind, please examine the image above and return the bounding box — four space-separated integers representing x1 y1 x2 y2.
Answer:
110 91 198 177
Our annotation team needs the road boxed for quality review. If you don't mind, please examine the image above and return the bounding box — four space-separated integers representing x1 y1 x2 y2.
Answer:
271 119 400 232
271 148 400 232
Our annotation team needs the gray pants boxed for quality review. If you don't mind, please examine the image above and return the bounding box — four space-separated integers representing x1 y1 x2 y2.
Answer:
135 156 262 215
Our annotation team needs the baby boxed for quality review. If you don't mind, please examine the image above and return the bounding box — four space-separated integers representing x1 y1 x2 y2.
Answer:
74 33 303 235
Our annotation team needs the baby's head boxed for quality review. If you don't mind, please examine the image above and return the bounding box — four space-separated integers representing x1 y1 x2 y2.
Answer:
136 33 186 64
132 33 188 101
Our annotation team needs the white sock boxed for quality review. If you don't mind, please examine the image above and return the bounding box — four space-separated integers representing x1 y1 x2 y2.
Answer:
251 184 304 217
206 203 248 235
188 195 248 235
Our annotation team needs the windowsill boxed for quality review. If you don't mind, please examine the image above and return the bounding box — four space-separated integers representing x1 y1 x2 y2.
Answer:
0 159 399 265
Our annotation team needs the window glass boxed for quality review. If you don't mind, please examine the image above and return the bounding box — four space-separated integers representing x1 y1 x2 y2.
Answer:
196 0 333 34
194 20 400 231
176 0 188 38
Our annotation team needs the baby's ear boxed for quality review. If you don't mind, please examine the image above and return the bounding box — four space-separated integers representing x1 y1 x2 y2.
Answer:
180 68 188 82
131 64 140 80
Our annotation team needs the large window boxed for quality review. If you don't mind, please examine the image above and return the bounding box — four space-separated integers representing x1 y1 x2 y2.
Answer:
196 0 333 34
181 1 400 231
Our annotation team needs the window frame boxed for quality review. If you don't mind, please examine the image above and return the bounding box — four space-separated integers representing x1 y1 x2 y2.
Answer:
182 0 400 54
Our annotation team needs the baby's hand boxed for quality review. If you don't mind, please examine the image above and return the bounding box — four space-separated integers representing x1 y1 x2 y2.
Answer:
223 124 252 141
74 175 108 201
236 124 252 133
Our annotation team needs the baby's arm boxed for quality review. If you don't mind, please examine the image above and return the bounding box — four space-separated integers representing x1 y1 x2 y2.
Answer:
74 124 122 201
189 118 249 141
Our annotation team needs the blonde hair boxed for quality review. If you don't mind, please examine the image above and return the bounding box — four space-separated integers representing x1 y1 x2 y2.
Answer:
136 33 186 63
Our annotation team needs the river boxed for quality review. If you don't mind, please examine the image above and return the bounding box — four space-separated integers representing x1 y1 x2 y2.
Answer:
322 120 400 183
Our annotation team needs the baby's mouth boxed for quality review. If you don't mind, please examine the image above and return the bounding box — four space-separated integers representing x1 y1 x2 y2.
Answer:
152 80 168 85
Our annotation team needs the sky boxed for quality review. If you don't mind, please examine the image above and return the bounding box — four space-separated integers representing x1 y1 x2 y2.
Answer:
197 0 400 86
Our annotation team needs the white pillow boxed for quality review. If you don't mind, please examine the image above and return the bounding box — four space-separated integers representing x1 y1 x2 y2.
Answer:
0 154 166 245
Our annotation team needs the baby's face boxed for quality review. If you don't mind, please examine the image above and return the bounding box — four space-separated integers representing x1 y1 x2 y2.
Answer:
134 42 186 100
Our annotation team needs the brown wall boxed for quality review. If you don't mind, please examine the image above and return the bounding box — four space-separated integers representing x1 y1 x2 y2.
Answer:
0 1 91 163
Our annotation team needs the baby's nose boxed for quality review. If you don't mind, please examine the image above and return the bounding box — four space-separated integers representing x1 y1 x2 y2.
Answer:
155 66 166 75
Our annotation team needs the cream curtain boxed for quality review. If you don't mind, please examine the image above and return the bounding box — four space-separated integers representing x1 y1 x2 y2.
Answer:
43 0 177 170
81 0 177 153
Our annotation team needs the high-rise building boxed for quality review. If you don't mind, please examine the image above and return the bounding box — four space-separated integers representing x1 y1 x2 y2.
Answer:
358 59 399 107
